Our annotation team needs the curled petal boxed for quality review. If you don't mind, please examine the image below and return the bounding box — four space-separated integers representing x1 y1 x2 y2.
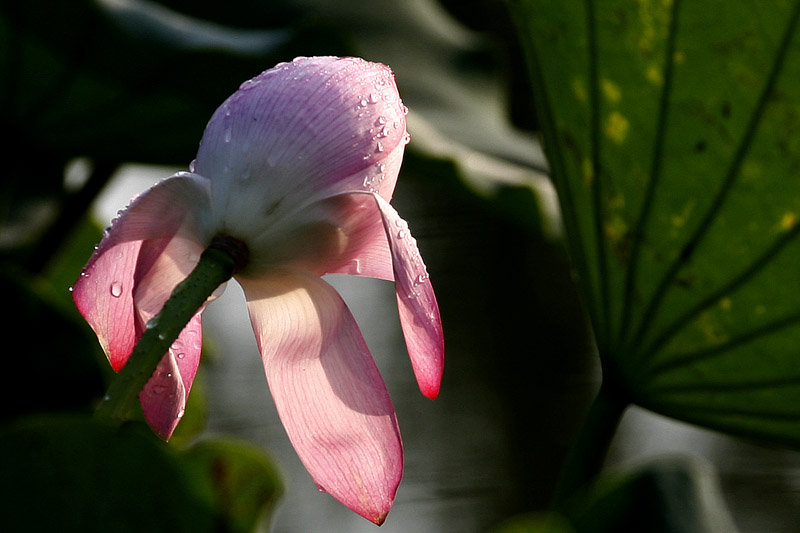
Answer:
72 174 212 370
260 192 394 280
138 313 203 440
239 268 402 524
195 57 409 249
373 194 444 399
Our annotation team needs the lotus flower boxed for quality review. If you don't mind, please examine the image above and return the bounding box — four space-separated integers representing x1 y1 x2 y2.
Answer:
72 56 444 524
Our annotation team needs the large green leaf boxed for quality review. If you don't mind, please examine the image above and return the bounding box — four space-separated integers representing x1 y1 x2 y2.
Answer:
510 0 800 446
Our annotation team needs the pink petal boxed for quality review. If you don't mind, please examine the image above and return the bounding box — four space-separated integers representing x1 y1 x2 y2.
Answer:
72 174 213 439
273 192 394 280
239 268 402 524
72 174 211 370
133 235 210 440
372 194 444 399
139 313 203 440
194 57 409 233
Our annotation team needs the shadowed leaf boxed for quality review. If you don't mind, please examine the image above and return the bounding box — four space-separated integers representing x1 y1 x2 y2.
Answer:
510 0 800 446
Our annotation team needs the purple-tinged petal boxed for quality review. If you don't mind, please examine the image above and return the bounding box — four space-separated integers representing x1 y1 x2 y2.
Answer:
72 174 211 370
373 194 444 399
238 268 402 525
194 57 409 253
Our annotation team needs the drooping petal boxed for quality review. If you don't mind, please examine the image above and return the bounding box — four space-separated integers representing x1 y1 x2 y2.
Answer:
193 56 409 255
372 194 444 399
238 268 402 525
132 234 212 440
72 174 212 370
138 312 203 440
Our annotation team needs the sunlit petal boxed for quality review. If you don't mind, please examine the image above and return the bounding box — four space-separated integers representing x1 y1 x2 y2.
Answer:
240 268 402 524
72 174 211 370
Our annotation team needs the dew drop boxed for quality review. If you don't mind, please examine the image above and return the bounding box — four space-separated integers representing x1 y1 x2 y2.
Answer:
188 159 196 172
110 281 123 298
397 229 407 239
224 128 232 143
177 408 185 418
177 352 186 360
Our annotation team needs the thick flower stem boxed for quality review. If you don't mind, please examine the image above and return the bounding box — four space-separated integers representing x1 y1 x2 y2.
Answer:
552 381 629 510
94 246 237 429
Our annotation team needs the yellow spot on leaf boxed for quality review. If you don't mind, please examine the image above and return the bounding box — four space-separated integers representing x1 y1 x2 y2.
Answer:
779 212 798 231
698 311 729 345
646 64 663 85
601 79 622 103
572 78 587 102
605 112 629 144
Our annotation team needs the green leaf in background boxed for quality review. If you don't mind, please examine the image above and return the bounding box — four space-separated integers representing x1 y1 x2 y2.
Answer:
510 0 800 446
0 416 283 532
0 416 217 532
186 439 284 533
1 0 352 165
493 456 738 533
0 266 106 420
568 456 739 533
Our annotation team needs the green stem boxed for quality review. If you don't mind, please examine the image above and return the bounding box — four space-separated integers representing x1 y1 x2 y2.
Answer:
94 246 237 428
552 381 629 509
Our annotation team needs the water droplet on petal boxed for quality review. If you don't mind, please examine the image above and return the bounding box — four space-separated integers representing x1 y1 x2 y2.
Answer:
397 229 407 239
188 159 196 172
177 352 186 359
110 281 123 298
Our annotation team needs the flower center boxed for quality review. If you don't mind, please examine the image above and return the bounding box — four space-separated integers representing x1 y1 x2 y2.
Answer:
209 234 250 274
